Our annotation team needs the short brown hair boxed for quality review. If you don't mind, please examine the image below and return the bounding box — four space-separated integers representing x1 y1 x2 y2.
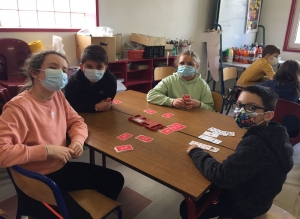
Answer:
262 45 280 57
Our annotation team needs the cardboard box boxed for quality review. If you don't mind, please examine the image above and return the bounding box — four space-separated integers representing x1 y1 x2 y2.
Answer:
131 33 166 46
131 64 149 70
75 34 116 62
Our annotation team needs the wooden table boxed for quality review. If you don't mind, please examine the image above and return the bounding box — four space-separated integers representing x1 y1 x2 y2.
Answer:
80 109 234 201
112 90 245 151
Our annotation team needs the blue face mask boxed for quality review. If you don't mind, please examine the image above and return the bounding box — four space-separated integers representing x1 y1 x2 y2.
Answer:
37 69 68 91
85 69 105 82
177 65 195 77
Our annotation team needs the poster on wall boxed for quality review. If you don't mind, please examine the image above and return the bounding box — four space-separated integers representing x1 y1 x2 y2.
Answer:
245 0 262 34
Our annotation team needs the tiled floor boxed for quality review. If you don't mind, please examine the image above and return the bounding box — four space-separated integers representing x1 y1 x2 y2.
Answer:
1 111 300 218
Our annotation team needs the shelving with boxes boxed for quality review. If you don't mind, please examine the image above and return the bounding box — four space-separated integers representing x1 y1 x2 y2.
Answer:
108 56 177 93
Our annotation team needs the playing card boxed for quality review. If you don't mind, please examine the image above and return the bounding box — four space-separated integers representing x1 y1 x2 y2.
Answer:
159 127 175 135
209 147 220 153
113 99 122 104
228 132 235 137
212 139 222 144
117 133 133 141
162 113 174 118
133 118 145 124
183 94 191 99
199 144 212 150
106 98 112 102
135 135 153 143
219 131 229 136
168 123 186 131
208 127 220 134
189 140 198 145
144 109 157 114
198 134 214 141
114 145 134 153
203 131 219 138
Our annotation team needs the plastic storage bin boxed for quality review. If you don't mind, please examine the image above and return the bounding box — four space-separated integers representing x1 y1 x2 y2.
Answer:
128 50 144 59
143 46 165 58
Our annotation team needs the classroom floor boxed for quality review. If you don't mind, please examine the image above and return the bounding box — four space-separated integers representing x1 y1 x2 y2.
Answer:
0 109 299 219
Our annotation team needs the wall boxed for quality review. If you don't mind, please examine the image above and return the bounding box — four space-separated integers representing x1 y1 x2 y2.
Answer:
1 0 216 73
258 0 300 60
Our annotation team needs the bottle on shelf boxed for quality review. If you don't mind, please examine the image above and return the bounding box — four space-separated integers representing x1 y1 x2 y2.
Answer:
239 48 244 63
233 47 239 62
248 49 255 64
227 47 234 63
257 47 263 59
243 49 249 64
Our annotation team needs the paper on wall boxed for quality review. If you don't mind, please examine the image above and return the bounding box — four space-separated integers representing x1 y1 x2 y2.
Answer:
202 31 221 82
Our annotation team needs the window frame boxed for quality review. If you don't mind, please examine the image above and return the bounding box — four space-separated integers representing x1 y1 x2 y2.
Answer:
0 0 99 32
283 0 300 52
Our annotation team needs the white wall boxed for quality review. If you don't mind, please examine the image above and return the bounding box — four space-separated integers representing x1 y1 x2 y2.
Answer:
0 0 215 74
258 0 300 61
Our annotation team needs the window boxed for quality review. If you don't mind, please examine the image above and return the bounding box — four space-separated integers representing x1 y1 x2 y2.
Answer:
284 0 300 52
0 0 98 32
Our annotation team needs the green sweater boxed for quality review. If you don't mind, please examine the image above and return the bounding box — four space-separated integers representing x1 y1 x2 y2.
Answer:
147 72 214 111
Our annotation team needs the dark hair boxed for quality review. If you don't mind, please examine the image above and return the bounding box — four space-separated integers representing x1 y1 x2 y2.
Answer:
242 85 278 111
262 45 280 57
175 50 200 68
19 50 68 93
80 45 108 65
274 60 300 90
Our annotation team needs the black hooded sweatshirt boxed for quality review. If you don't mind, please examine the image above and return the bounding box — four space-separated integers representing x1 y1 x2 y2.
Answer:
65 68 117 113
189 122 294 218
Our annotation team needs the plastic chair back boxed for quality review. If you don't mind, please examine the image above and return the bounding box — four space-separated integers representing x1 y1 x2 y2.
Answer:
0 38 30 81
273 98 300 146
154 66 175 81
211 91 224 113
7 166 71 219
223 67 237 82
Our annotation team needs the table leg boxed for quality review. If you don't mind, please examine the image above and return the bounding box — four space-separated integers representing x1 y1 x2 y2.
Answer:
89 147 95 165
102 154 106 168
184 195 197 219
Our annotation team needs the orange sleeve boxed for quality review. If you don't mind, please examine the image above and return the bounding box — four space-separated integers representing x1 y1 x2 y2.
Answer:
0 102 47 168
262 61 275 79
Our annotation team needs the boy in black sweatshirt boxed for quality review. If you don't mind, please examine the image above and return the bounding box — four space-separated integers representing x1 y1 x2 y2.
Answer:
65 45 116 112
181 85 294 219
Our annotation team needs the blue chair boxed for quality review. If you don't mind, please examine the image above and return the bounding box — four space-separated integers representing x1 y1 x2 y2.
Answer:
7 165 122 219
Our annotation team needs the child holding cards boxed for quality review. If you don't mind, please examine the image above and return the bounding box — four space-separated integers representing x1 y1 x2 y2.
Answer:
0 51 124 219
146 50 214 111
182 85 293 219
65 45 117 112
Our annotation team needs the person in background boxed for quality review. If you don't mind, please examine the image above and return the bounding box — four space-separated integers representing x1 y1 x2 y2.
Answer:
181 85 293 219
65 45 117 113
146 50 214 111
260 60 300 103
0 51 124 219
237 45 280 84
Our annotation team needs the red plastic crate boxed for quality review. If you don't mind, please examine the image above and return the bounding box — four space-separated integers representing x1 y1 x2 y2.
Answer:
128 50 144 59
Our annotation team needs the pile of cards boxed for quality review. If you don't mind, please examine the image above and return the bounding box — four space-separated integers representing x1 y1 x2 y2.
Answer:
189 140 219 153
198 134 222 145
208 127 235 137
114 145 134 153
117 133 153 143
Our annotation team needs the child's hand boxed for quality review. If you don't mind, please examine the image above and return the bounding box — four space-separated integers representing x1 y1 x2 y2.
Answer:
187 144 198 154
172 98 185 108
46 145 74 164
69 141 83 159
184 99 201 109
95 99 112 111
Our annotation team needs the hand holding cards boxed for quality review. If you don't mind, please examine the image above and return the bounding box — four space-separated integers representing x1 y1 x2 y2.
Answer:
189 140 220 153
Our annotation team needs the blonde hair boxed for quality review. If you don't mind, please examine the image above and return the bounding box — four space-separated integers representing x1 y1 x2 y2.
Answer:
175 50 200 68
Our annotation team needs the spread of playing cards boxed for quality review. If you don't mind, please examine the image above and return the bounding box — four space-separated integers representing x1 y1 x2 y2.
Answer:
208 127 235 137
189 140 219 153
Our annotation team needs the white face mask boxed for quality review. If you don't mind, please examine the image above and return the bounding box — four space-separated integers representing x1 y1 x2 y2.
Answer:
37 69 68 91
268 57 278 65
84 69 105 82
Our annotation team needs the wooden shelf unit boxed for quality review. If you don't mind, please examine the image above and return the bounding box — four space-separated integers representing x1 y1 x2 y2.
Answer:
108 56 177 93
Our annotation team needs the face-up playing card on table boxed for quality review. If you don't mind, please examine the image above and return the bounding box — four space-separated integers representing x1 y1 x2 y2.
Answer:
203 131 219 138
159 127 175 135
162 113 174 118
228 132 235 137
209 147 220 153
135 135 153 143
113 99 122 104
168 123 186 131
144 109 157 114
114 145 134 153
117 133 133 141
